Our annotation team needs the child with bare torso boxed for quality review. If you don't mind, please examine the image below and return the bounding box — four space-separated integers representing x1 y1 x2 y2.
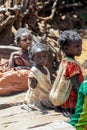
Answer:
8 27 33 70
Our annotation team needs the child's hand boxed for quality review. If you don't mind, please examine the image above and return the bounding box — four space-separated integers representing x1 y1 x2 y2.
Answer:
29 78 37 89
21 58 30 67
14 56 24 66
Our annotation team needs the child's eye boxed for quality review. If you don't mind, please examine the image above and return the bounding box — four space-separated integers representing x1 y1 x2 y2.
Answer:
28 38 32 41
21 39 27 42
44 54 48 57
76 45 81 48
24 39 27 42
21 38 32 42
43 55 46 58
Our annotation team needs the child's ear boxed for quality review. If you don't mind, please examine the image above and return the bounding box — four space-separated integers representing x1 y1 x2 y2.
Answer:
63 46 69 52
17 42 21 47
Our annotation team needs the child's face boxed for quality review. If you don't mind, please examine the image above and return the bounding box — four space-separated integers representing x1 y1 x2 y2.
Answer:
33 51 48 66
18 33 32 50
65 40 82 57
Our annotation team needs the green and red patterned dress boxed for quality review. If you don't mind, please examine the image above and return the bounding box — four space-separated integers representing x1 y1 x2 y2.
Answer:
70 78 87 130
61 57 84 110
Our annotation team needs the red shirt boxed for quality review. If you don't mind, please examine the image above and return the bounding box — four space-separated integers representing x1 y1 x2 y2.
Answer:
62 58 84 109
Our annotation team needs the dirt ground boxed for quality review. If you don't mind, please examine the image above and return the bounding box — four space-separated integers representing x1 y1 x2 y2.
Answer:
0 36 87 130
0 92 74 130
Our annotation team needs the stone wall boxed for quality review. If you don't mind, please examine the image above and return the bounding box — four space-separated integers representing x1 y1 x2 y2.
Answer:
0 45 20 59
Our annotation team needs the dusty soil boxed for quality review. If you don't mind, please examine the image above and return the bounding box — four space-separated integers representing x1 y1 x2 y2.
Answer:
0 92 72 130
0 35 86 130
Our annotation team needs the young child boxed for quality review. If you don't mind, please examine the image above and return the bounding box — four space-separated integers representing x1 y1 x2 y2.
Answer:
23 42 54 111
70 77 87 130
50 30 84 117
8 27 33 70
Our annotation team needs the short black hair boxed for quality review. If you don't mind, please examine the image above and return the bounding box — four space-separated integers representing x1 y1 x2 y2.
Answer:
58 30 82 51
15 27 32 44
29 42 49 60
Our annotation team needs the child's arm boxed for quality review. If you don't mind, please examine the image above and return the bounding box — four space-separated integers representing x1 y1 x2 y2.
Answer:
8 51 21 70
8 52 15 69
29 77 37 89
20 58 30 67
71 74 81 93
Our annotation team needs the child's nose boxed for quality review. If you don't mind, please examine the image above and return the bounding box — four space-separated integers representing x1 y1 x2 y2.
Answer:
26 39 32 45
40 57 45 62
26 39 30 43
79 46 82 51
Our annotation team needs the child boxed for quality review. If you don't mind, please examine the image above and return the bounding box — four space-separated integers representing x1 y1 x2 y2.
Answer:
50 30 84 117
0 28 33 95
70 78 87 130
23 42 54 111
8 27 33 70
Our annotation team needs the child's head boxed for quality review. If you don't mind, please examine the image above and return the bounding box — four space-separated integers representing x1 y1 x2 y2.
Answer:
58 30 82 57
15 28 32 50
29 42 49 66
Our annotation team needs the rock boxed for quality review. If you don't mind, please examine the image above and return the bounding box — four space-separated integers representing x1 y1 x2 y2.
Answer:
0 92 26 109
0 92 69 130
31 120 76 130
0 45 20 59
0 105 69 130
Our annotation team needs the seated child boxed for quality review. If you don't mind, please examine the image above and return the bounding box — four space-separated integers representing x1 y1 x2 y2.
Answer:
49 30 84 117
0 27 33 95
8 27 33 70
70 77 87 130
23 42 54 111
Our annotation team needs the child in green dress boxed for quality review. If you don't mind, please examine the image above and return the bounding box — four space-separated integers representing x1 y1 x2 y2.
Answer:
70 78 87 130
